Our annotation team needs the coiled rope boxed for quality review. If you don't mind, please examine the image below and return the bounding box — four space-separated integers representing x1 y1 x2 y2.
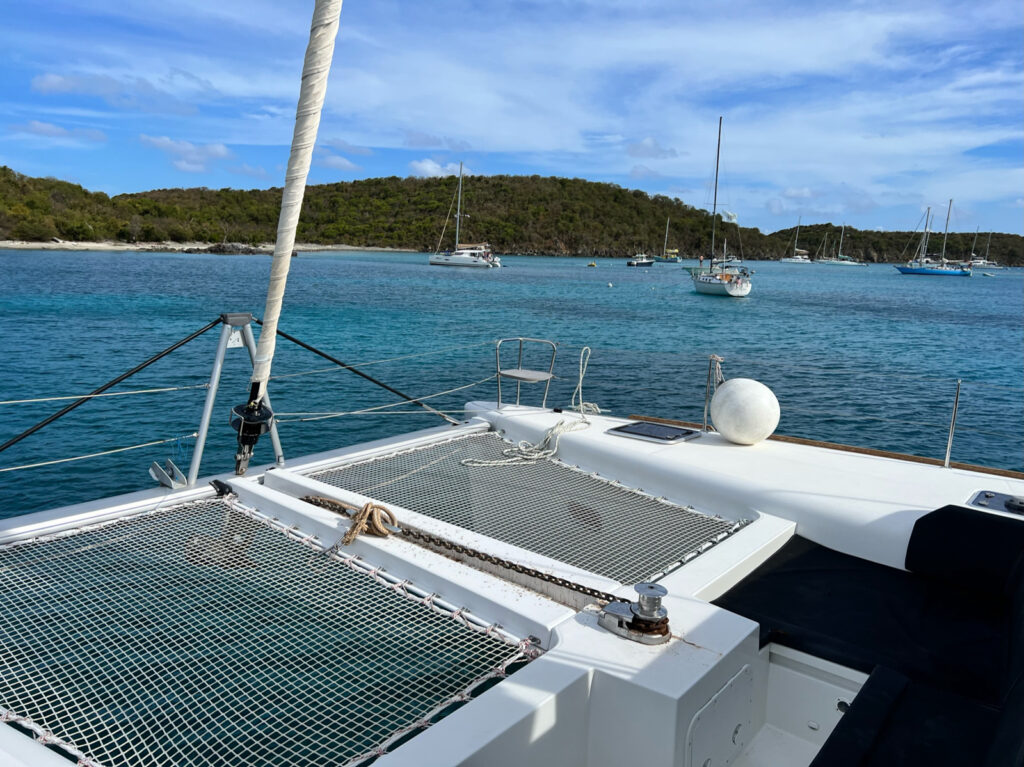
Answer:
461 347 599 467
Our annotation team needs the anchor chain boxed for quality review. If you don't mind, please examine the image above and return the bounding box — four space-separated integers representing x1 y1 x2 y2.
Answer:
302 495 629 604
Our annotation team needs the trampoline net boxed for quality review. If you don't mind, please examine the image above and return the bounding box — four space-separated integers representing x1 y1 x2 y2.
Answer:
0 498 529 767
310 432 749 584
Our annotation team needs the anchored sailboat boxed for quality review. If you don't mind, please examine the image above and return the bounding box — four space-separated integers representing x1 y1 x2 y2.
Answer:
690 117 752 297
895 200 971 276
653 218 681 262
780 216 810 263
429 163 501 268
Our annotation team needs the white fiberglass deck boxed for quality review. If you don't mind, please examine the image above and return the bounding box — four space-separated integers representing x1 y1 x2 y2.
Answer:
308 431 749 584
0 497 531 767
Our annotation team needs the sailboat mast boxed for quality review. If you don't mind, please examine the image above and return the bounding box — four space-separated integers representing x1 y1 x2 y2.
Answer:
922 208 931 258
794 216 801 256
710 116 722 269
940 198 952 262
985 231 992 259
971 226 979 257
663 217 670 257
838 224 845 257
454 162 463 248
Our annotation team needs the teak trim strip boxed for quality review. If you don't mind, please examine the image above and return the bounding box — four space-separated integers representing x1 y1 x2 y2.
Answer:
627 414 1024 481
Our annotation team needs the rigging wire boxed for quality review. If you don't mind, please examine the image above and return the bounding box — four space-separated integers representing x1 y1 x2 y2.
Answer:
0 383 210 407
0 318 221 456
0 433 198 474
274 374 496 423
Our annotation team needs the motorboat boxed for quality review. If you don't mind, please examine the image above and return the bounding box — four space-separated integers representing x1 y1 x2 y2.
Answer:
627 254 654 267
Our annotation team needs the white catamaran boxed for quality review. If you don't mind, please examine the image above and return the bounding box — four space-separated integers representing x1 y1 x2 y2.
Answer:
429 162 501 268
1 5 1022 767
691 118 753 297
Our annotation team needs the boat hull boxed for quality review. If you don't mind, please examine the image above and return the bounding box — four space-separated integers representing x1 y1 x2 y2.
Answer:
692 272 752 297
894 265 971 276
429 253 501 268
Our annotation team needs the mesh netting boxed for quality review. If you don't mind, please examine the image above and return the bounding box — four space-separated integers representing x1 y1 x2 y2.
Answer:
310 432 749 584
0 498 529 767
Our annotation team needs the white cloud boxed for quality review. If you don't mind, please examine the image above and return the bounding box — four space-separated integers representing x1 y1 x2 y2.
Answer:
627 138 677 159
318 151 358 171
9 120 106 143
140 134 231 172
409 159 468 177
630 164 664 179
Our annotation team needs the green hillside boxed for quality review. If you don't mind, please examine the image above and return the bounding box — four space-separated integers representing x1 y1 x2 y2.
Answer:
1 166 1021 264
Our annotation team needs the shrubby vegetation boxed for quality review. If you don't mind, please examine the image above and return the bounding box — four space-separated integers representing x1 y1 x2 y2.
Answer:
1 166 1020 264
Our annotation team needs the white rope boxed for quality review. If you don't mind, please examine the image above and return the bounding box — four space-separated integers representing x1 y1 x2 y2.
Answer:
0 433 198 473
463 347 600 467
0 383 209 406
569 346 601 415
250 0 344 398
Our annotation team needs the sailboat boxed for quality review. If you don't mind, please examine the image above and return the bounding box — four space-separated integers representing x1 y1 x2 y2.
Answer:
960 231 1004 269
816 224 867 265
429 162 501 268
780 217 811 263
690 118 752 297
895 200 971 276
652 218 681 262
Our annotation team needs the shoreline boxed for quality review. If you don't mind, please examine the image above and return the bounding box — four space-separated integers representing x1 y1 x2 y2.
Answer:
0 240 419 254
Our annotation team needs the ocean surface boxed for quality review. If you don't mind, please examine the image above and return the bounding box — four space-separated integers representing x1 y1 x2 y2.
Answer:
2 249 1022 518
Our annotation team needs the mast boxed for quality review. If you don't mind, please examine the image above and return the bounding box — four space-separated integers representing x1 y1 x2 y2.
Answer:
709 116 722 271
663 217 670 257
794 216 801 257
454 161 463 248
970 226 979 258
984 231 992 259
922 208 932 259
838 224 845 257
234 0 343 475
940 198 952 262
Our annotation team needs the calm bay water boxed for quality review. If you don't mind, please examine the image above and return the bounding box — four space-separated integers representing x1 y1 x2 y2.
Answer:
1 249 1022 518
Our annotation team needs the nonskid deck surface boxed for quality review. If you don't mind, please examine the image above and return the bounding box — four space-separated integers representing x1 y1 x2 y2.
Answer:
309 432 749 584
0 498 530 767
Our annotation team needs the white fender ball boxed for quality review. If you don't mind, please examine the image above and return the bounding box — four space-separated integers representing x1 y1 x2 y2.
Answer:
710 378 780 445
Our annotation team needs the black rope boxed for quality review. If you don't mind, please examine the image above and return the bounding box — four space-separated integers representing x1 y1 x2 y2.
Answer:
255 319 460 425
0 318 222 455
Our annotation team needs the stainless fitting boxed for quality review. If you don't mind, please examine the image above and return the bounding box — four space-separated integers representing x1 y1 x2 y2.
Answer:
597 582 671 645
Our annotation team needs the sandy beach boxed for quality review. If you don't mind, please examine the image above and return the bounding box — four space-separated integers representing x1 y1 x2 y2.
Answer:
0 239 418 254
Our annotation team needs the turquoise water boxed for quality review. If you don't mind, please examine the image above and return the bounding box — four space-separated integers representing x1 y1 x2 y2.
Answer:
2 249 1022 518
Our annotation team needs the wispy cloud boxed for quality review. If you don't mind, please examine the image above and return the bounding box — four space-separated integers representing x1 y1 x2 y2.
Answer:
316 148 359 172
627 138 677 159
140 134 231 172
9 120 106 144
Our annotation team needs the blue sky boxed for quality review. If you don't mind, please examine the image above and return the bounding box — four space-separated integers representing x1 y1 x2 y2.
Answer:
2 0 1021 235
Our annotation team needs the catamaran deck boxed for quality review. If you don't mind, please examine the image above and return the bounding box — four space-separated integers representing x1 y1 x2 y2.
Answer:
1 403 1022 767
307 432 748 584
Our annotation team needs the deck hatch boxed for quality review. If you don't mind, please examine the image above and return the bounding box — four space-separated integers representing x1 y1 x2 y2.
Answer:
310 432 748 584
0 498 530 767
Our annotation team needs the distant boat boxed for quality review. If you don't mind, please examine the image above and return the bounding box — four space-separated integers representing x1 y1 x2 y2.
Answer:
816 225 867 266
587 261 597 267
429 162 501 268
627 254 654 267
956 231 1003 269
895 200 971 277
690 117 752 297
652 218 682 262
780 217 811 262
